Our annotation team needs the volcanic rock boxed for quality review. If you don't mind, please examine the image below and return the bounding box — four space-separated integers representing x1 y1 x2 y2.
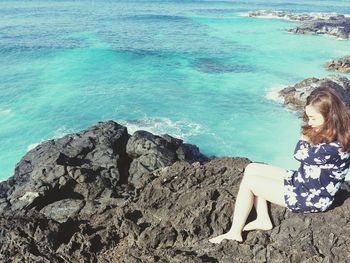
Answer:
277 75 350 111
287 16 350 39
326 55 350 73
248 10 350 39
1 121 350 262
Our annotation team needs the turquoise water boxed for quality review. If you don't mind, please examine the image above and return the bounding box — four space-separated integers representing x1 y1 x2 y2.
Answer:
1 0 350 181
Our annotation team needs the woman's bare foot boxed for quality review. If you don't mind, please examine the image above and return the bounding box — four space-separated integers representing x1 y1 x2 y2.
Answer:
242 219 273 232
209 232 243 244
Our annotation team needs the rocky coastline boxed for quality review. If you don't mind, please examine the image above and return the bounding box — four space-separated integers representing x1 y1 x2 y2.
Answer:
248 10 346 21
277 75 350 111
1 119 350 262
2 9 350 263
326 55 350 73
248 10 350 39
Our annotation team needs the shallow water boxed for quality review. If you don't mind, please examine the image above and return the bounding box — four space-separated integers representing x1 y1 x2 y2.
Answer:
1 0 350 180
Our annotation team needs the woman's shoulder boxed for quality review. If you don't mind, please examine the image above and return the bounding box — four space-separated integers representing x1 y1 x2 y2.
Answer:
318 140 350 155
314 140 341 152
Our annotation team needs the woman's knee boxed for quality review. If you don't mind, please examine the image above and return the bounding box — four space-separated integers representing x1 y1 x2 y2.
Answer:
244 162 260 177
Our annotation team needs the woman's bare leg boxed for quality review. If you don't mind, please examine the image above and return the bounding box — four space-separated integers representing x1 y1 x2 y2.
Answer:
209 163 287 244
243 196 272 231
244 163 286 182
242 163 287 231
209 173 254 243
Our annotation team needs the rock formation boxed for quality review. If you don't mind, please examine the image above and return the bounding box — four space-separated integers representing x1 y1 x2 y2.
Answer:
248 10 350 39
1 121 350 262
288 17 350 39
277 75 350 111
326 55 350 73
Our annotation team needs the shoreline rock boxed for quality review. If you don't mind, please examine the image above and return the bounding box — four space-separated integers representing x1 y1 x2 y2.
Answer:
277 75 350 111
326 55 350 73
0 121 350 262
287 17 350 39
248 10 350 39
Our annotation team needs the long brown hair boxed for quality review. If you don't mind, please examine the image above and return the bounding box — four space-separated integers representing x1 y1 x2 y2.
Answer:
302 87 350 151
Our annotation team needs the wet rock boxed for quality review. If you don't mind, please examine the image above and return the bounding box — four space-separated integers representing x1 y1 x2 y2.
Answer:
326 55 350 73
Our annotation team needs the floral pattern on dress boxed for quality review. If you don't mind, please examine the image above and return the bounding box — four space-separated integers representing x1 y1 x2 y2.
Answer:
284 140 350 213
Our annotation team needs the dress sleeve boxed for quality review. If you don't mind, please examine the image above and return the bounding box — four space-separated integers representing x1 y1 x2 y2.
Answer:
293 140 340 165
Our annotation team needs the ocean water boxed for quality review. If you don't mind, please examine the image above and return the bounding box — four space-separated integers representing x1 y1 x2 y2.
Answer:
1 0 350 181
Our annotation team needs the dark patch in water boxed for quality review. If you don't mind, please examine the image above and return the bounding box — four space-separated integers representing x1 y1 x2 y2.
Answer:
193 58 255 74
125 14 190 22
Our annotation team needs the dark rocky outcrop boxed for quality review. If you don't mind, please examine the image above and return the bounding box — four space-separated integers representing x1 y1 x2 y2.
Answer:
277 75 350 111
98 160 350 263
288 17 350 39
326 55 350 73
1 121 350 262
248 10 350 39
126 130 208 188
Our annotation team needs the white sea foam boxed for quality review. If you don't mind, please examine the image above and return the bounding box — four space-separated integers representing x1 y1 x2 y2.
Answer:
242 10 348 21
237 12 249 17
27 143 40 152
0 108 12 116
52 126 76 139
26 126 75 152
265 85 285 104
240 12 292 20
120 117 203 140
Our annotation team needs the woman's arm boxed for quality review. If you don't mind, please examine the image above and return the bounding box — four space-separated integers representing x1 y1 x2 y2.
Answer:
293 140 339 165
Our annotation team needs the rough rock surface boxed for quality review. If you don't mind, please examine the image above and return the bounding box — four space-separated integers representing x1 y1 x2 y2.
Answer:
1 121 350 262
326 55 350 73
287 16 350 39
278 75 350 111
248 10 350 39
126 130 208 188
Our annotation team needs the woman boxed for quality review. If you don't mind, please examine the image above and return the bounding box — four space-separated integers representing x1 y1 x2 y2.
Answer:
209 87 350 243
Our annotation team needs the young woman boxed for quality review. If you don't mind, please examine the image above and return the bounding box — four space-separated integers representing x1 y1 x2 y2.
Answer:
209 87 350 243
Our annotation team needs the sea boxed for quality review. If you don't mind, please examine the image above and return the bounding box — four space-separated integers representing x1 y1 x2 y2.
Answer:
1 0 350 181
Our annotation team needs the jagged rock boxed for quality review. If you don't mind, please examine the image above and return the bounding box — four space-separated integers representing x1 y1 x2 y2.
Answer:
248 10 350 39
287 17 350 39
126 130 208 188
40 199 85 223
97 157 350 263
1 121 350 262
278 75 350 110
1 121 131 213
0 210 66 262
326 55 350 73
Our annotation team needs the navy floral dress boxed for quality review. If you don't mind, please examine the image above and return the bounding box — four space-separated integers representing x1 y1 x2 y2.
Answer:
284 139 350 213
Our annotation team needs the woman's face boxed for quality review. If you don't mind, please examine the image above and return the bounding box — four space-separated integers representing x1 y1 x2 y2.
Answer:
305 104 325 129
